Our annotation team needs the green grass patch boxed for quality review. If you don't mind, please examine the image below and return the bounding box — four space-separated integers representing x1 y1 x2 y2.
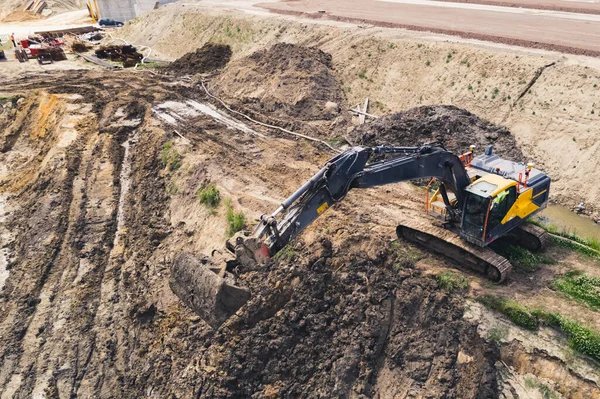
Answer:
488 326 509 343
275 244 297 263
540 313 600 362
524 377 559 399
491 243 554 272
225 199 246 236
390 240 425 268
553 270 600 310
481 294 600 362
325 136 347 147
161 141 182 171
528 219 600 259
435 271 468 292
197 184 220 208
479 295 538 330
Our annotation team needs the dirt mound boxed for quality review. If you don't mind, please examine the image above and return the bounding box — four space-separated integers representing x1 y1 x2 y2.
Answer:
213 43 343 124
168 43 232 75
194 236 499 398
95 45 143 68
349 105 523 160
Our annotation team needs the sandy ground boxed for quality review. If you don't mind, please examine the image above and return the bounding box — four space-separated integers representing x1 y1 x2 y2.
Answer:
0 10 92 39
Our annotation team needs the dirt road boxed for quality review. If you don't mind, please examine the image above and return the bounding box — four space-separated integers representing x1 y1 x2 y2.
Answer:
437 0 600 14
258 0 600 55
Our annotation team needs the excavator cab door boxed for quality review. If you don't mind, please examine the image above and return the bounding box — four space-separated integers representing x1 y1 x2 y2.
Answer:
461 185 518 246
461 192 490 245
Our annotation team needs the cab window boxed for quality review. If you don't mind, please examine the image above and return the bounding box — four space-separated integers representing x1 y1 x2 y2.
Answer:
487 186 517 231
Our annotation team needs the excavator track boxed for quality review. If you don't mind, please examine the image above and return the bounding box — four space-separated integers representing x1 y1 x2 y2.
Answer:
396 220 512 283
509 223 551 252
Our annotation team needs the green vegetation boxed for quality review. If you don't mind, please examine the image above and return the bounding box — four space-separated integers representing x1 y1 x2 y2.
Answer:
491 243 555 272
488 326 509 342
225 199 246 236
161 141 182 171
425 60 431 66
275 244 297 263
446 53 452 63
389 43 396 49
325 136 347 147
435 271 468 292
479 295 538 330
197 184 220 208
528 219 600 259
553 270 600 310
480 294 600 361
136 61 160 69
358 70 367 79
524 377 559 399
390 240 425 268
165 181 179 196
543 313 600 361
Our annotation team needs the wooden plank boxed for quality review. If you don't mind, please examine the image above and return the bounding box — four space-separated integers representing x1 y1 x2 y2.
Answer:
359 98 369 125
80 54 120 69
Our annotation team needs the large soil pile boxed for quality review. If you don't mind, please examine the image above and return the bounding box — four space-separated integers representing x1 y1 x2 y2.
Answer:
168 43 233 75
213 43 343 124
349 105 523 160
193 235 500 398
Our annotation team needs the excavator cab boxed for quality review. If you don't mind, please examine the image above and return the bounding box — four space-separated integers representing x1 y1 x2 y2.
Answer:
460 171 547 247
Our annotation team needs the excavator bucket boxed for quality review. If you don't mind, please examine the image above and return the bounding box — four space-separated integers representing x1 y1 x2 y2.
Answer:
169 232 270 328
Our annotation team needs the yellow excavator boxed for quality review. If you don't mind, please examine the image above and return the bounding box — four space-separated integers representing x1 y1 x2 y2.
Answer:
172 143 550 326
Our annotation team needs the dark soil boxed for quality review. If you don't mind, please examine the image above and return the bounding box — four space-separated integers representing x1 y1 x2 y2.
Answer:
167 43 233 75
195 236 500 398
95 45 143 67
213 43 344 125
348 105 524 160
71 42 89 53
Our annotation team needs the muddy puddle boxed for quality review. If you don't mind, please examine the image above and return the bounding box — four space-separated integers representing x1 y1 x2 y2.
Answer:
537 204 600 242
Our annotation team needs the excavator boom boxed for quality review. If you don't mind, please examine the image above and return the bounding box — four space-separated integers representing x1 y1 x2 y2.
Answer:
255 143 470 257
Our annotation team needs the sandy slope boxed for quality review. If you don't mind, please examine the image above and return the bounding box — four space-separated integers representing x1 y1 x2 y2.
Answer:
119 3 600 213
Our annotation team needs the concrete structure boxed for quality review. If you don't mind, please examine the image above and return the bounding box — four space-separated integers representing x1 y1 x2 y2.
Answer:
97 0 178 22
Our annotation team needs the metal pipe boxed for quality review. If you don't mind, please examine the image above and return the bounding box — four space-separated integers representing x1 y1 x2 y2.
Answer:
277 164 330 212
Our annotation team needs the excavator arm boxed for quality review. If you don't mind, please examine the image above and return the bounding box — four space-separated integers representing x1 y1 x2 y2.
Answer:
244 143 471 260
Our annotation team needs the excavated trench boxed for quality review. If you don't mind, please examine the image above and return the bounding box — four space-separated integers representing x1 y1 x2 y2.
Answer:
0 43 597 398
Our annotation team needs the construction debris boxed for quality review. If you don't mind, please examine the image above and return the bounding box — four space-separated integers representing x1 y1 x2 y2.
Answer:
71 42 89 53
95 45 143 68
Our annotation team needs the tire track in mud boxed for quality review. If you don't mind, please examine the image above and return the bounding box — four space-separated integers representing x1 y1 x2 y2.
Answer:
0 73 170 397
